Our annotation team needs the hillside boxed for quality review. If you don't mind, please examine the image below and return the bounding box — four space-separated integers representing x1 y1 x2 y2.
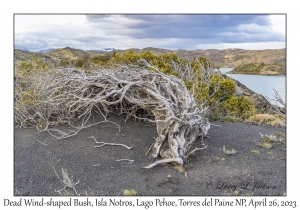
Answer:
117 47 286 69
44 47 90 60
14 49 45 61
228 62 286 76
14 47 286 74
14 47 93 62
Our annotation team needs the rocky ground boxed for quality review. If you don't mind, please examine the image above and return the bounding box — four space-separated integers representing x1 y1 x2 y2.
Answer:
14 114 286 196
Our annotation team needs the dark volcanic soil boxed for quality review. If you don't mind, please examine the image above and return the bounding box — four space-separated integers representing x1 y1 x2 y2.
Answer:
14 114 286 196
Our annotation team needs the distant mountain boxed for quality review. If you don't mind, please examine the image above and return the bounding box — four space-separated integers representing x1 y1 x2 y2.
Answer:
87 48 115 52
15 47 29 51
38 48 55 53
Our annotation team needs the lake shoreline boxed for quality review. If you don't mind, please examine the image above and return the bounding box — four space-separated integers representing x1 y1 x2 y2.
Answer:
225 72 286 77
217 68 285 77
219 68 285 104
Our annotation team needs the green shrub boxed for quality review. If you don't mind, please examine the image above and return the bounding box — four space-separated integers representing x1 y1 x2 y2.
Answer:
219 96 255 119
15 50 256 121
91 54 112 64
112 50 139 64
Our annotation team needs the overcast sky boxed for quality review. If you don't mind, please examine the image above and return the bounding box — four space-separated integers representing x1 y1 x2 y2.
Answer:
14 14 286 52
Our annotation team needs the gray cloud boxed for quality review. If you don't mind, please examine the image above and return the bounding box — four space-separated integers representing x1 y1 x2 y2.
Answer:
14 14 285 51
85 14 284 43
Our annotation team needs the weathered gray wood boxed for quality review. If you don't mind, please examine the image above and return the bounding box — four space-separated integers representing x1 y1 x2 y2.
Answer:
15 64 210 167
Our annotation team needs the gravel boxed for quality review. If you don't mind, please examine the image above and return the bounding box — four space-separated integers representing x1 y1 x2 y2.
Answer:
14 114 286 196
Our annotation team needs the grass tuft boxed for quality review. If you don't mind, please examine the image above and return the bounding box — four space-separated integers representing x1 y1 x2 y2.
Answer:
270 119 286 127
257 132 285 151
223 146 237 155
258 142 273 149
173 165 185 172
248 114 276 124
248 114 285 127
259 132 285 144
123 189 137 196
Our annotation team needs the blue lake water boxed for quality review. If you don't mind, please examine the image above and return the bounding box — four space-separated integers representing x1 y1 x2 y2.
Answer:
219 68 286 103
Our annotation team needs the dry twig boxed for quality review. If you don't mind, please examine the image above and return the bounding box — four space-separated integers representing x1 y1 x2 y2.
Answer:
116 159 134 164
53 167 80 195
36 139 48 146
89 136 132 150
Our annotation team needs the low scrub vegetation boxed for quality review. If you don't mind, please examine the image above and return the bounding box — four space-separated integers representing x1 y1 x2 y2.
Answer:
257 132 285 149
14 51 285 128
15 50 256 122
247 114 285 127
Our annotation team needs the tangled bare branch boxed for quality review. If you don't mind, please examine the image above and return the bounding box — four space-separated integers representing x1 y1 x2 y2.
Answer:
265 88 286 118
272 88 286 111
15 64 210 167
